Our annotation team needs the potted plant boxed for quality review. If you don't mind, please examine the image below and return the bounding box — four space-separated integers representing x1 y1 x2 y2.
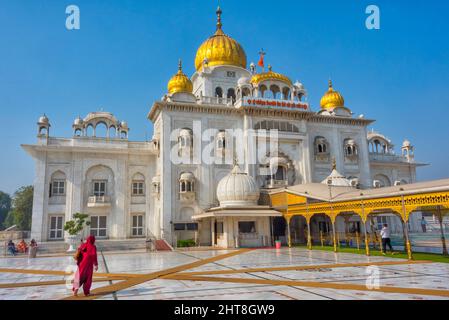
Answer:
64 213 90 252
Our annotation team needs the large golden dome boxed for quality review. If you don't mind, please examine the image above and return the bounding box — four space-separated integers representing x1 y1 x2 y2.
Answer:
194 7 247 71
320 80 345 109
167 60 193 95
250 66 292 86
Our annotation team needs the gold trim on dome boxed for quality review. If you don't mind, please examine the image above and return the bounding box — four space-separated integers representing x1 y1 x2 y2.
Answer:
167 60 193 95
250 67 293 86
320 79 345 109
194 7 247 71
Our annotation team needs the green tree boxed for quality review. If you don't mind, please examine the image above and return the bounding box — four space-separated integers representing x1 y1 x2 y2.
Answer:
64 213 90 236
0 191 12 230
3 186 33 230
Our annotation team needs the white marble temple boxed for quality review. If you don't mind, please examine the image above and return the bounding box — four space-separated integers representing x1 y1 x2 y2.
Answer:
0 248 448 300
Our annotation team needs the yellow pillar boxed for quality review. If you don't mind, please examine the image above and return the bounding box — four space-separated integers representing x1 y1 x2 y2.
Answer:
363 218 370 256
402 220 413 260
306 218 312 250
356 231 360 251
332 220 337 252
287 217 292 248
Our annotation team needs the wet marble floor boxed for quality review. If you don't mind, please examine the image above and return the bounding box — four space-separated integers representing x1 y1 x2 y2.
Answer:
1 248 449 300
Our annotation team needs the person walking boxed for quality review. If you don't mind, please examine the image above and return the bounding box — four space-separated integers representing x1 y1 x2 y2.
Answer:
421 217 428 233
380 224 394 255
72 235 98 297
28 239 38 258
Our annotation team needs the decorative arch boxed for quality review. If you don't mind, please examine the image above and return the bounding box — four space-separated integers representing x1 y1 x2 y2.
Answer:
374 174 392 187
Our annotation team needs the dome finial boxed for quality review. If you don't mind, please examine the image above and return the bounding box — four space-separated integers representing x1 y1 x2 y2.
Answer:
332 157 337 170
216 5 223 31
268 64 272 72
178 59 183 72
328 78 333 90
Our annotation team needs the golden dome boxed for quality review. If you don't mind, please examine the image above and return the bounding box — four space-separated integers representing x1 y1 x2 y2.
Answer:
250 66 292 86
167 60 193 95
320 80 345 109
194 7 247 71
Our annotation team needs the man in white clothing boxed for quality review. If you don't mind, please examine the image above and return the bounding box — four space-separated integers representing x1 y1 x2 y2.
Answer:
380 224 394 254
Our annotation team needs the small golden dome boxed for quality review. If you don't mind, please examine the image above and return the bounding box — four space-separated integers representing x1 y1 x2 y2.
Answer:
194 7 247 71
250 65 292 86
320 80 345 109
167 60 193 95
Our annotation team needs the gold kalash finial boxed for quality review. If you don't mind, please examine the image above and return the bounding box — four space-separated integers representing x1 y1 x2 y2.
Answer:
328 78 334 91
216 6 223 31
178 59 183 73
332 157 337 170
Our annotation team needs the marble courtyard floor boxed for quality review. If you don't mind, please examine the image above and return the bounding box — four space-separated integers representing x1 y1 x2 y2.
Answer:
1 247 449 300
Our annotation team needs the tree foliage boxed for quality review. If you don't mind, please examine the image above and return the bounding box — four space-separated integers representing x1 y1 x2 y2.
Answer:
3 186 33 230
0 191 12 230
64 213 91 236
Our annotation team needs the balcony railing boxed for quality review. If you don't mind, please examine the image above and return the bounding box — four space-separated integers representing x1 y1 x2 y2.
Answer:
198 96 234 106
87 196 111 208
369 153 411 163
266 180 288 189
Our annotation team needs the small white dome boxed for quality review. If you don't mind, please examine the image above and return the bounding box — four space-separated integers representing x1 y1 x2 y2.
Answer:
180 172 195 181
74 117 83 126
179 128 192 136
120 121 128 129
152 176 161 183
321 169 352 187
237 76 250 87
345 139 356 145
38 115 49 124
294 81 304 90
217 165 260 207
402 140 411 147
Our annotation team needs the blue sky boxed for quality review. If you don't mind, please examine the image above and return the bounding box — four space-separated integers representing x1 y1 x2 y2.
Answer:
1 0 448 194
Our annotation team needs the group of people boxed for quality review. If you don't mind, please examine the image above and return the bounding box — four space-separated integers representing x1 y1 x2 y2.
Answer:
6 239 38 258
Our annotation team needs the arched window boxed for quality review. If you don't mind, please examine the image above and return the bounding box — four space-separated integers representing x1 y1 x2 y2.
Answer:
242 87 251 97
282 87 291 100
273 166 287 181
109 126 116 138
314 137 329 155
259 85 268 98
179 172 195 194
215 87 223 98
178 128 193 157
344 139 358 156
95 122 108 138
49 171 66 197
131 173 145 196
216 131 226 150
86 124 94 137
270 85 280 99
227 88 236 102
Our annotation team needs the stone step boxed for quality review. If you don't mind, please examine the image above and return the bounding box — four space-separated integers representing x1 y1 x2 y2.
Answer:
155 239 173 251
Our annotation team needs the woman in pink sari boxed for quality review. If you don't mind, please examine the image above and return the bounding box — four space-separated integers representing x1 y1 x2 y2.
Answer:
73 235 98 296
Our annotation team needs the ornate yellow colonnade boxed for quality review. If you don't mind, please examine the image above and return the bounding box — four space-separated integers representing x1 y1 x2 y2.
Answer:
269 190 449 259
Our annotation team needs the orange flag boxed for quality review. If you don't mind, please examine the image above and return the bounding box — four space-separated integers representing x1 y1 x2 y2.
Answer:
258 53 264 68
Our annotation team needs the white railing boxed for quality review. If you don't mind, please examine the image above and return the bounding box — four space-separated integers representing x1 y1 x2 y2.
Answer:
369 153 411 163
198 96 234 106
235 96 309 111
87 196 111 207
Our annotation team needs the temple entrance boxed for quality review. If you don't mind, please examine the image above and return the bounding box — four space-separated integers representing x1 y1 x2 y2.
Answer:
273 217 287 244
